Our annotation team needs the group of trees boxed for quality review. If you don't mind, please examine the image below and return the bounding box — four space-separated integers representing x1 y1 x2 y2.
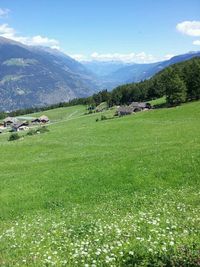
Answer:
156 58 200 105
75 57 200 108
106 57 200 107
0 57 199 119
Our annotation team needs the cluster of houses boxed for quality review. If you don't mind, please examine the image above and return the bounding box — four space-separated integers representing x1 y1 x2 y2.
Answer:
1 115 49 132
0 102 151 133
117 102 152 116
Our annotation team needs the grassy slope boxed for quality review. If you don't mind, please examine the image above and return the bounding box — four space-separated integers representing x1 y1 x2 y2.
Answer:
0 102 200 266
28 105 86 121
149 96 166 106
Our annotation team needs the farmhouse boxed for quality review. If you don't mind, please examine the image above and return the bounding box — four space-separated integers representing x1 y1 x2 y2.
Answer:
117 102 152 116
3 117 18 127
117 106 134 116
129 102 151 112
32 115 49 124
39 115 49 123
12 122 29 132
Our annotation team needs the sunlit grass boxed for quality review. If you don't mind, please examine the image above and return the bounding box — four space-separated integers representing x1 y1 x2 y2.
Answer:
149 96 166 106
0 101 200 266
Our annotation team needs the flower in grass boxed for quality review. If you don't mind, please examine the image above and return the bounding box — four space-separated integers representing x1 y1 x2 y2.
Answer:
95 251 101 256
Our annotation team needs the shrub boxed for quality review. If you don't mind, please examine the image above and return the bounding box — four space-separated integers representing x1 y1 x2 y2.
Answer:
96 118 99 122
38 126 49 133
101 115 107 121
27 126 49 136
84 110 94 115
8 133 20 141
27 129 36 136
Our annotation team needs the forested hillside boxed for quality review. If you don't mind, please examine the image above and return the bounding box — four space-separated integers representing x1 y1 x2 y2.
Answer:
82 57 200 107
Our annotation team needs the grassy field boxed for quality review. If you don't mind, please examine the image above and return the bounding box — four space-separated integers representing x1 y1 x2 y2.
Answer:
28 105 86 122
149 97 166 106
0 101 200 266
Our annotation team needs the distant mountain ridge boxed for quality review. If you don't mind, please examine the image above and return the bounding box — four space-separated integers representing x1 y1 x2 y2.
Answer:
82 60 130 77
0 37 99 111
83 52 200 88
0 36 199 111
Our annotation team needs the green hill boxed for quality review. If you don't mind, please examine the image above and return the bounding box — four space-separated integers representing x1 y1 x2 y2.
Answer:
0 101 200 266
106 57 200 107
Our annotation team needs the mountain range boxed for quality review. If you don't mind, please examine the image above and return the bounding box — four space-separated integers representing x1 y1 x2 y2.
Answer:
0 36 199 111
82 51 200 88
0 37 99 111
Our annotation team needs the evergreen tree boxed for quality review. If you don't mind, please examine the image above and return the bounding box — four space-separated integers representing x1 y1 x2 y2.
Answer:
164 70 187 106
183 59 200 100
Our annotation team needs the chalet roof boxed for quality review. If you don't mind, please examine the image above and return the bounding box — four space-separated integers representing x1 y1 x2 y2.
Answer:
39 115 49 121
130 102 147 108
12 122 26 129
3 117 18 123
118 106 134 113
31 118 40 122
31 115 49 123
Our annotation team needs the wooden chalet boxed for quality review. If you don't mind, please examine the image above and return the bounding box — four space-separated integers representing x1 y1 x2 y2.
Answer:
117 106 134 116
129 102 151 112
117 102 152 116
32 115 49 124
12 122 29 132
3 117 18 127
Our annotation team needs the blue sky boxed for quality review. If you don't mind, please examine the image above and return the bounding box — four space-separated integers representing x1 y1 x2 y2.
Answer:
0 0 200 62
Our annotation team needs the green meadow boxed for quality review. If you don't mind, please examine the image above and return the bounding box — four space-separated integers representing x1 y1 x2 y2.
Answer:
0 101 200 266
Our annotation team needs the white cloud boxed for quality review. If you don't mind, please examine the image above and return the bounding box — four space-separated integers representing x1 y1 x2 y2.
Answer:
0 23 15 38
30 35 59 47
69 54 86 61
0 23 60 48
70 52 178 63
0 8 10 18
193 40 200 45
176 21 200 37
82 52 156 63
70 52 180 63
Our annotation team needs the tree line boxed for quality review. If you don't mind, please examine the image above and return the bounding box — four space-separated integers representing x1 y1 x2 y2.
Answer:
93 56 200 107
69 56 200 108
0 57 199 119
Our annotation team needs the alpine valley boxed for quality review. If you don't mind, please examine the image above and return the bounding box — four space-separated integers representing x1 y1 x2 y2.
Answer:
0 36 200 111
